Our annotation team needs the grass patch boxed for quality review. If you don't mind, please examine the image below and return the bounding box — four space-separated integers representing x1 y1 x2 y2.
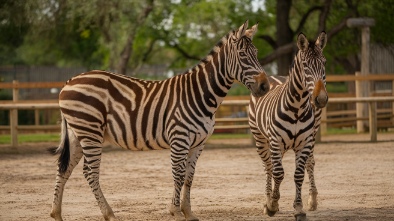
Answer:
0 133 60 144
326 127 357 135
326 82 348 93
1 127 387 145
0 133 251 145
209 133 251 139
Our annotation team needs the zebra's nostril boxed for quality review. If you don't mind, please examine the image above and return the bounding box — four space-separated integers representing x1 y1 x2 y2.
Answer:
260 82 269 92
260 83 265 91
315 96 328 108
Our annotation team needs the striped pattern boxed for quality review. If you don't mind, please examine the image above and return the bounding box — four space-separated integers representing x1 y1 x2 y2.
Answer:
248 32 327 220
49 21 269 221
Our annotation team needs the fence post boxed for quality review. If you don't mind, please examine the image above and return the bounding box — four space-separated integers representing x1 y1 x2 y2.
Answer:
320 107 327 134
368 101 377 142
355 72 369 133
392 80 394 125
35 109 40 126
315 127 321 143
316 107 327 143
11 80 19 147
347 18 375 133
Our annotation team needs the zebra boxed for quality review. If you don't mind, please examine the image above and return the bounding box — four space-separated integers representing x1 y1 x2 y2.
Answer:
49 20 270 221
248 32 327 221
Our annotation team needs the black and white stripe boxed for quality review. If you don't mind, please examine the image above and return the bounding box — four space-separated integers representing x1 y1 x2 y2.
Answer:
49 21 269 221
248 32 327 220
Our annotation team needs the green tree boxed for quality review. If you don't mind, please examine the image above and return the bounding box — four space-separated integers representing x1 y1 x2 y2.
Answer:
258 0 394 75
0 0 29 65
1 0 393 77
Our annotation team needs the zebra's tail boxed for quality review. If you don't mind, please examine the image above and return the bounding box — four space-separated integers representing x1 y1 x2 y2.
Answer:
48 115 70 174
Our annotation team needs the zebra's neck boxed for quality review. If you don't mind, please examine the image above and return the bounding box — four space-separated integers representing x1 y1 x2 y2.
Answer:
285 52 310 112
184 55 233 115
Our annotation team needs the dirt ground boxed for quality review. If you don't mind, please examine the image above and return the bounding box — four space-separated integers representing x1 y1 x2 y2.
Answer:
0 133 394 221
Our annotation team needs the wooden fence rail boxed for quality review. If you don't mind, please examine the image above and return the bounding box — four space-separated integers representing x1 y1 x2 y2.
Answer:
1 74 394 147
1 97 394 147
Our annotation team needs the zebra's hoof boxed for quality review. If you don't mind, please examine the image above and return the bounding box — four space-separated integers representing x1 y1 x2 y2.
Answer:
263 204 278 217
169 204 185 221
294 212 307 221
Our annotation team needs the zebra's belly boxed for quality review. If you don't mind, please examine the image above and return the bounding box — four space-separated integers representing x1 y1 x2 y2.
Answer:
104 120 214 151
104 129 171 151
103 118 171 151
259 119 314 152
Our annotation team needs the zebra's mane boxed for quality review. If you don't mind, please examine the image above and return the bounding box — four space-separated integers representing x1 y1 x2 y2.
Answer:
184 29 235 74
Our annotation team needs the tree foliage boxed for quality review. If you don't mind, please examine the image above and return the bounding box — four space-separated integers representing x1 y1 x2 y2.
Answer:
0 0 393 76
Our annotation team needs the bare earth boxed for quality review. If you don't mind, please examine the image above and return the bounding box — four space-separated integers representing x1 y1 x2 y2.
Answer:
1 133 394 221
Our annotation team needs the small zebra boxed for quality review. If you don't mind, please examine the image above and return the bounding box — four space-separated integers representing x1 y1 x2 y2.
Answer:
248 32 327 221
49 20 270 221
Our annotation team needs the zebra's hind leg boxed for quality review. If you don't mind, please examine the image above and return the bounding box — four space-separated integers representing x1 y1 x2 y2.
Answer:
306 152 318 211
180 145 204 221
82 143 116 221
50 126 83 221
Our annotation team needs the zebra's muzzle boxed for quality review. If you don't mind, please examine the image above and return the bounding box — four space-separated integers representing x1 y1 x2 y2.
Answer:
312 80 328 108
251 73 270 97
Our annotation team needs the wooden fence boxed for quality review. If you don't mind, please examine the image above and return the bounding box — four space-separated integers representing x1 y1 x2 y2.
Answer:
1 74 394 147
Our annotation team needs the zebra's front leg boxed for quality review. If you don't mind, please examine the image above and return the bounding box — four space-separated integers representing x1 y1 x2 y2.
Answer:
82 144 116 221
180 145 204 221
306 151 318 211
293 146 313 221
168 145 189 221
265 144 284 217
255 139 275 216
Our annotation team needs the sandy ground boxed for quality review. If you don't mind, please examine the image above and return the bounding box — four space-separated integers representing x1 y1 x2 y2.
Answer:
0 133 394 221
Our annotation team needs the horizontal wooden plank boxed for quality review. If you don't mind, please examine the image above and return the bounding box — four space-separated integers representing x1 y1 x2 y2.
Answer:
216 118 248 122
221 100 249 106
326 74 394 82
326 108 393 117
0 99 58 104
0 74 392 90
323 114 394 123
18 125 60 130
328 97 394 103
0 103 59 109
0 97 392 110
221 97 394 106
0 82 64 89
0 125 60 130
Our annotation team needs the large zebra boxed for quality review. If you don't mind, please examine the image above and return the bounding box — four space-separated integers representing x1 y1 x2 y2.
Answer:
248 32 327 221
49 21 270 221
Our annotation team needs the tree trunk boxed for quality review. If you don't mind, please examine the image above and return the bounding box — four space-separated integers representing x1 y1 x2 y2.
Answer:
116 0 154 75
276 0 294 76
117 34 135 75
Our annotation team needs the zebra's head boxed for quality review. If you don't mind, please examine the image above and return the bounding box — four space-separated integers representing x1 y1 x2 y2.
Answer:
297 32 328 108
227 20 270 97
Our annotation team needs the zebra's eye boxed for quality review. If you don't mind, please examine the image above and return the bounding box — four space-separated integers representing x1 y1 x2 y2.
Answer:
239 51 247 57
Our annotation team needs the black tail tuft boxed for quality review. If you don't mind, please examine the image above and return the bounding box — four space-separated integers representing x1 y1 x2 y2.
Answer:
58 131 70 174
47 147 58 155
49 117 71 174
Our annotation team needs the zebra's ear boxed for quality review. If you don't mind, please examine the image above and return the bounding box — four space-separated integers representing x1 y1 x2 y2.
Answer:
245 23 258 40
297 33 309 52
236 20 249 39
315 31 327 50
